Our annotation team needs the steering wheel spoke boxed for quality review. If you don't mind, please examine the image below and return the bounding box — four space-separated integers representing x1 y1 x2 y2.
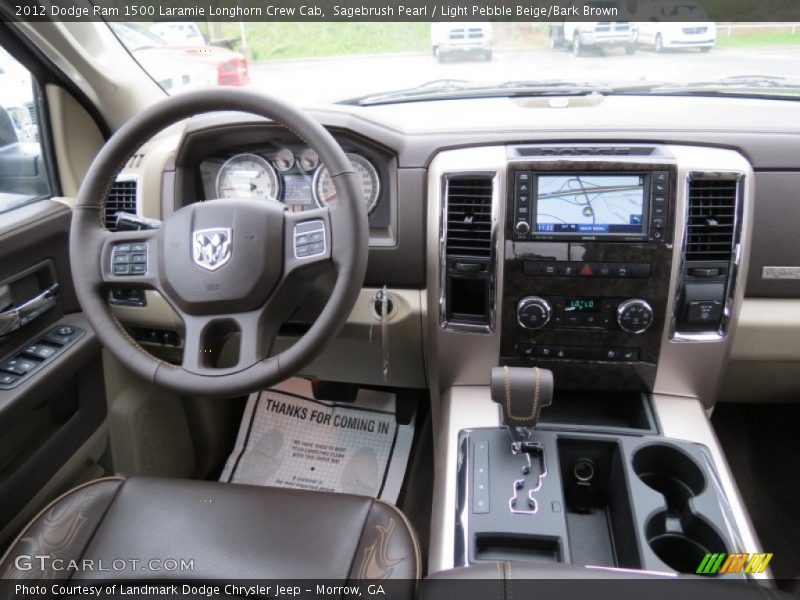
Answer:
100 228 162 289
178 305 281 376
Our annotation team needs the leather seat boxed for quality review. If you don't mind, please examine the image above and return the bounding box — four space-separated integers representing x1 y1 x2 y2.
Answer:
0 477 420 583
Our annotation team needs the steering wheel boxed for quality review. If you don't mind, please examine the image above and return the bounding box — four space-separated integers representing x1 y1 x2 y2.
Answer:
70 89 368 396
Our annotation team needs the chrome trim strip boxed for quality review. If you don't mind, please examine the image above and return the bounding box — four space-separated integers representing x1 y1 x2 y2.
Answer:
439 171 500 334
670 171 745 342
762 266 800 280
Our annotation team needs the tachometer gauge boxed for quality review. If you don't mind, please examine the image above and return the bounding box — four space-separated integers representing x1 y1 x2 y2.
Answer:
298 148 319 172
313 153 380 214
215 154 279 201
272 147 295 172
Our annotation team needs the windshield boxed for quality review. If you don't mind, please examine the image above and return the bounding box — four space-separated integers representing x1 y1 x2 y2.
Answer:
110 20 800 104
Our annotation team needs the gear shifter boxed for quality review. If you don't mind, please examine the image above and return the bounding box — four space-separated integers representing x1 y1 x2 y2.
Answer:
490 365 554 444
490 366 555 514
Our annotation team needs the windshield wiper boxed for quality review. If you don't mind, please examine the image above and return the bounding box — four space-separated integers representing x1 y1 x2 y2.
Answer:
649 75 800 96
344 79 657 106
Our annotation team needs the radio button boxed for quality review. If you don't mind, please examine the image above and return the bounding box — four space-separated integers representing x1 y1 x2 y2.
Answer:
523 261 543 276
542 263 558 276
515 221 531 236
582 314 599 326
561 263 578 277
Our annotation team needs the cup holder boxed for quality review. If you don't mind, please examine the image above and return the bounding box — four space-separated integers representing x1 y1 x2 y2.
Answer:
633 444 727 574
633 444 705 515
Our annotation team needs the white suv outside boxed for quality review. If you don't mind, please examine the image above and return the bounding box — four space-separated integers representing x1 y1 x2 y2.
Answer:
637 2 717 52
551 0 638 56
431 22 493 62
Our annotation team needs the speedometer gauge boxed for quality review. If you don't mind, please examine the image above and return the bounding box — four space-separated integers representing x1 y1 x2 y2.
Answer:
215 153 279 201
313 153 380 214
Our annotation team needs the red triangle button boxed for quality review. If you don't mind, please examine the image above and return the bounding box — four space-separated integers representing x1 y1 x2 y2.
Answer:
579 264 593 276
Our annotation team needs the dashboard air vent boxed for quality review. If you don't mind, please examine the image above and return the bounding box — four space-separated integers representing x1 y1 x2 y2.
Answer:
445 177 494 259
105 178 138 230
685 178 738 262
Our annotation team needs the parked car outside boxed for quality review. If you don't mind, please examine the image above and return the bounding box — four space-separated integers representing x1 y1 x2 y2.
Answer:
550 0 638 56
431 22 493 62
110 22 250 90
636 1 717 52
149 22 208 46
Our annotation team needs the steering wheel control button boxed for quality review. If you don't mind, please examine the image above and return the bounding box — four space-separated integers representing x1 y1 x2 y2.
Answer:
112 242 148 276
294 220 326 259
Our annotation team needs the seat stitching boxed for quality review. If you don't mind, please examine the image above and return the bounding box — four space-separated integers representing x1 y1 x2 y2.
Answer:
65 478 127 582
0 476 125 569
374 498 423 581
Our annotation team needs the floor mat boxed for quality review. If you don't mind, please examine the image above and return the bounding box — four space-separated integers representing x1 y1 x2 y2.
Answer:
712 403 800 583
221 378 413 502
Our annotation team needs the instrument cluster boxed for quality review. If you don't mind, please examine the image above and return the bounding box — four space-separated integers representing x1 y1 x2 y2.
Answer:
199 143 381 215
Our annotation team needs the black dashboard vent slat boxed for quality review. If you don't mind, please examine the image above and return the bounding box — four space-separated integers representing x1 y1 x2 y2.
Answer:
445 177 494 258
685 178 738 262
105 178 138 231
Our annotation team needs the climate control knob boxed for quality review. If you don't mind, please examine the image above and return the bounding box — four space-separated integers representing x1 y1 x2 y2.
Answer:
617 299 654 334
517 296 551 330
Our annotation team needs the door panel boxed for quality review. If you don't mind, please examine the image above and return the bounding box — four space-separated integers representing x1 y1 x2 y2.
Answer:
0 200 107 548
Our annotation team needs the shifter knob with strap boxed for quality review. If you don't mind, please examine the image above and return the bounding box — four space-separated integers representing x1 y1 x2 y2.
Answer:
490 366 554 430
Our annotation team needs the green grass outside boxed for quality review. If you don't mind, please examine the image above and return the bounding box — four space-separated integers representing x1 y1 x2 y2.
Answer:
716 28 800 48
216 22 429 61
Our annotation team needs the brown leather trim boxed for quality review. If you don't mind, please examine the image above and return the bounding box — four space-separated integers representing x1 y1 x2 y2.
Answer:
375 498 423 580
0 476 124 568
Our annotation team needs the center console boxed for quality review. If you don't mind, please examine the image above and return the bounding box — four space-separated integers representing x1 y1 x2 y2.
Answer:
426 144 758 578
454 366 746 578
500 158 677 391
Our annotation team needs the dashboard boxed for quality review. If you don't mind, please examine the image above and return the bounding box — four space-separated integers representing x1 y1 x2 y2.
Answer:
112 94 800 402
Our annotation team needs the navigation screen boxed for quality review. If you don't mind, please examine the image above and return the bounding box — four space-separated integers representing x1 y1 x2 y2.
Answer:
535 174 646 235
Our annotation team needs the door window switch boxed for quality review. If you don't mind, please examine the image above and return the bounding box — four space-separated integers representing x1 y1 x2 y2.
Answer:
23 344 57 360
0 373 19 385
1 357 38 375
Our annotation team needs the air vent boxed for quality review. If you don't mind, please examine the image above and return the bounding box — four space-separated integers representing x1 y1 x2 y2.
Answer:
105 177 138 230
445 177 494 258
685 178 738 261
